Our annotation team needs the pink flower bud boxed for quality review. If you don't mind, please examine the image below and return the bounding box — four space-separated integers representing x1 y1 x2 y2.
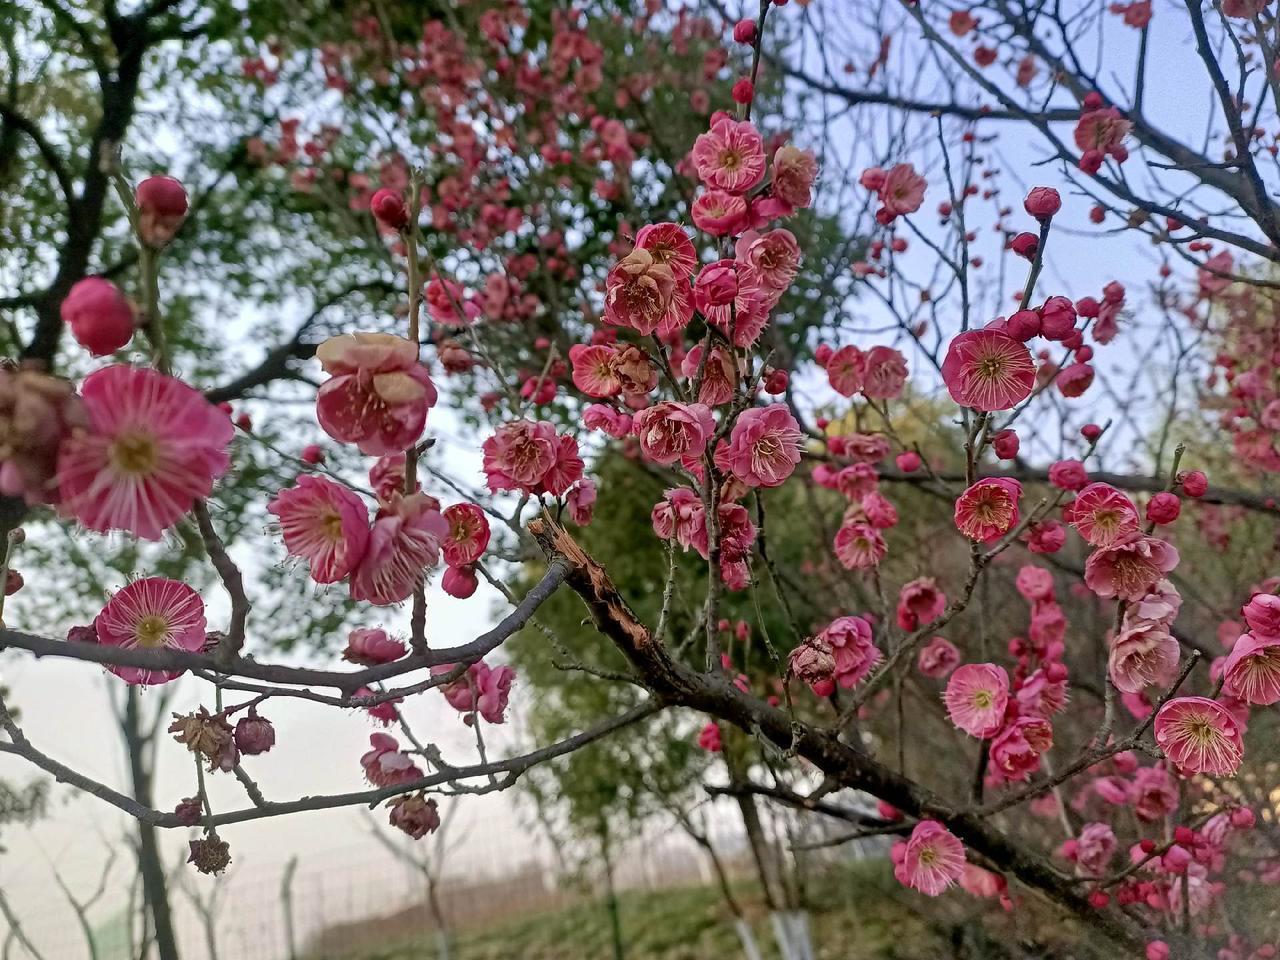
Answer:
370 188 409 230
1081 423 1102 441
1146 492 1181 525
1146 942 1170 960
763 368 789 394
895 450 922 473
301 444 325 464
1230 807 1257 830
733 18 757 43
442 564 479 599
1007 309 1041 341
1024 187 1061 221
992 429 1020 460
1178 469 1208 497
135 175 189 247
61 278 136 356
1010 232 1039 260
732 78 755 104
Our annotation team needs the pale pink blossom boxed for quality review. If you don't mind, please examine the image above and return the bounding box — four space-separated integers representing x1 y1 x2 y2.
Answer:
918 636 961 679
1070 483 1139 547
834 521 886 569
267 476 370 583
692 117 766 194
349 493 448 605
1074 822 1117 876
877 163 927 218
569 343 621 398
896 577 946 630
1015 565 1055 601
360 733 422 787
941 330 1035 411
691 189 749 236
94 577 206 685
944 663 1010 738
735 229 801 297
1221 632 1280 705
342 627 406 666
633 401 715 465
958 865 1006 899
895 821 965 896
604 247 675 335
57 366 233 539
1084 533 1180 602
989 716 1053 782
771 145 818 209
1153 696 1244 776
1109 620 1180 694
482 419 583 496
820 615 882 689
861 346 908 399
726 405 802 487
314 334 437 456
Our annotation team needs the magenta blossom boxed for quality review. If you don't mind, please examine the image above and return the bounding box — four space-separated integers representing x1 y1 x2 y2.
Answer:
433 661 515 725
941 330 1036 411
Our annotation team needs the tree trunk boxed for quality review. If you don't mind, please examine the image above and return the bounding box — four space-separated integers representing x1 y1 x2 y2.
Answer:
599 824 625 960
723 748 783 910
124 688 179 960
426 876 451 960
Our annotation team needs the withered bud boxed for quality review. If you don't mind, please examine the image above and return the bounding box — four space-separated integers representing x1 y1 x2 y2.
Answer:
187 834 231 875
174 797 202 826
233 708 275 756
169 707 237 772
387 793 441 840
788 636 836 686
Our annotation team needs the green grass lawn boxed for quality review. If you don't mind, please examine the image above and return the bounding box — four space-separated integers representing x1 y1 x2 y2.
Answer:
328 859 1113 960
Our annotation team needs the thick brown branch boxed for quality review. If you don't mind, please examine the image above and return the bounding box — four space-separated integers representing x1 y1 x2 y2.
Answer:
529 517 1149 954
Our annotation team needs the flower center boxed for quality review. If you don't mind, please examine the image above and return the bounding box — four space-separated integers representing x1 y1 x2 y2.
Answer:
979 357 1006 380
112 432 158 475
1186 718 1215 746
972 690 994 709
321 508 345 542
719 148 743 171
1094 509 1121 532
918 846 938 866
135 614 170 648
